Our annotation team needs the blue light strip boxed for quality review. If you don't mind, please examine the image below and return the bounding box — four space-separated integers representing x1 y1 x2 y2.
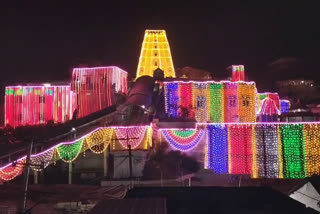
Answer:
207 124 228 173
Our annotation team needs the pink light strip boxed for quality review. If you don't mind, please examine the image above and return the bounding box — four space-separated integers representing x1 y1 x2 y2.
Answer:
72 66 128 74
0 125 152 170
161 80 256 85
5 85 71 88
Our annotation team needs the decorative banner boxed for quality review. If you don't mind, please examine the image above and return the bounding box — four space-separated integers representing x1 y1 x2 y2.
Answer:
0 159 25 181
56 139 84 163
30 149 54 171
162 129 205 151
85 128 114 154
229 124 253 174
207 125 228 173
303 124 320 177
115 126 147 149
280 124 305 178
255 124 279 178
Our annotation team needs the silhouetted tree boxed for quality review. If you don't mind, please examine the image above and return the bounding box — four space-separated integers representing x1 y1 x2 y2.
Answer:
143 142 200 180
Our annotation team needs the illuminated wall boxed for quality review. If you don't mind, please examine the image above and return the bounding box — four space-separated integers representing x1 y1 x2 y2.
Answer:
71 66 128 118
5 85 76 128
136 30 175 78
164 81 257 123
3 122 320 182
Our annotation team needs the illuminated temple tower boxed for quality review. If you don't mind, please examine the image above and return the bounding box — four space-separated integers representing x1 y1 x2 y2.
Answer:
136 30 176 78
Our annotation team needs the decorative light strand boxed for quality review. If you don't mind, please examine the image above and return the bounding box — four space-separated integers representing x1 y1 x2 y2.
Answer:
0 159 25 181
115 127 147 149
30 148 54 171
207 125 228 173
85 128 113 154
280 124 305 178
161 129 204 151
56 139 84 163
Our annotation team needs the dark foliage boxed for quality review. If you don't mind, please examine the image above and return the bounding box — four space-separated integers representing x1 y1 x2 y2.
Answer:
142 142 200 180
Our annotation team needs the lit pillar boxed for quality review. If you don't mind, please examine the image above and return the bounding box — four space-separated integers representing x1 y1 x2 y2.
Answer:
68 162 72 184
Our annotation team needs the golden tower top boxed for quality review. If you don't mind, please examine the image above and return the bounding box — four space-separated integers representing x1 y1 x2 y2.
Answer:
136 30 175 79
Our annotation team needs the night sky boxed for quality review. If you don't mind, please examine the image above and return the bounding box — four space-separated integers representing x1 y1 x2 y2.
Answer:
1 2 319 100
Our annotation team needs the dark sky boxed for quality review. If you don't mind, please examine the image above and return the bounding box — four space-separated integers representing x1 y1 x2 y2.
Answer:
0 2 319 94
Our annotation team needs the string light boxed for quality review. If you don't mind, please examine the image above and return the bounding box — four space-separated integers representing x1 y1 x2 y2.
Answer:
280 124 305 178
161 129 204 151
209 83 224 122
229 124 253 174
303 124 320 177
0 159 25 181
56 139 84 163
255 124 279 178
72 66 128 118
238 82 256 122
115 126 147 149
207 125 228 173
193 83 209 122
280 100 290 113
85 128 113 154
30 148 54 171
5 85 76 128
224 82 239 122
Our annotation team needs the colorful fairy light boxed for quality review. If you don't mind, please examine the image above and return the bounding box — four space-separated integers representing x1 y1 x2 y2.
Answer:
4 122 320 182
115 126 147 149
280 100 290 113
224 82 239 122
193 83 209 122
136 30 175 78
30 148 54 171
303 124 320 177
71 66 128 118
255 124 280 178
164 82 179 117
208 83 224 122
207 125 228 173
229 124 253 174
85 128 114 154
237 82 256 122
161 129 205 151
0 159 25 181
56 139 84 163
5 85 76 128
280 124 305 178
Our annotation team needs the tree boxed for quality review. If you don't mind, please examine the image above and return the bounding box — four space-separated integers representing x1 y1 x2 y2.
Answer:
142 142 200 180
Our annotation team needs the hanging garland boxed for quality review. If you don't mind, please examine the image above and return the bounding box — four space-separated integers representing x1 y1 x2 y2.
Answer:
161 129 204 151
56 139 84 163
85 128 114 154
0 158 25 181
30 148 54 171
115 126 147 149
